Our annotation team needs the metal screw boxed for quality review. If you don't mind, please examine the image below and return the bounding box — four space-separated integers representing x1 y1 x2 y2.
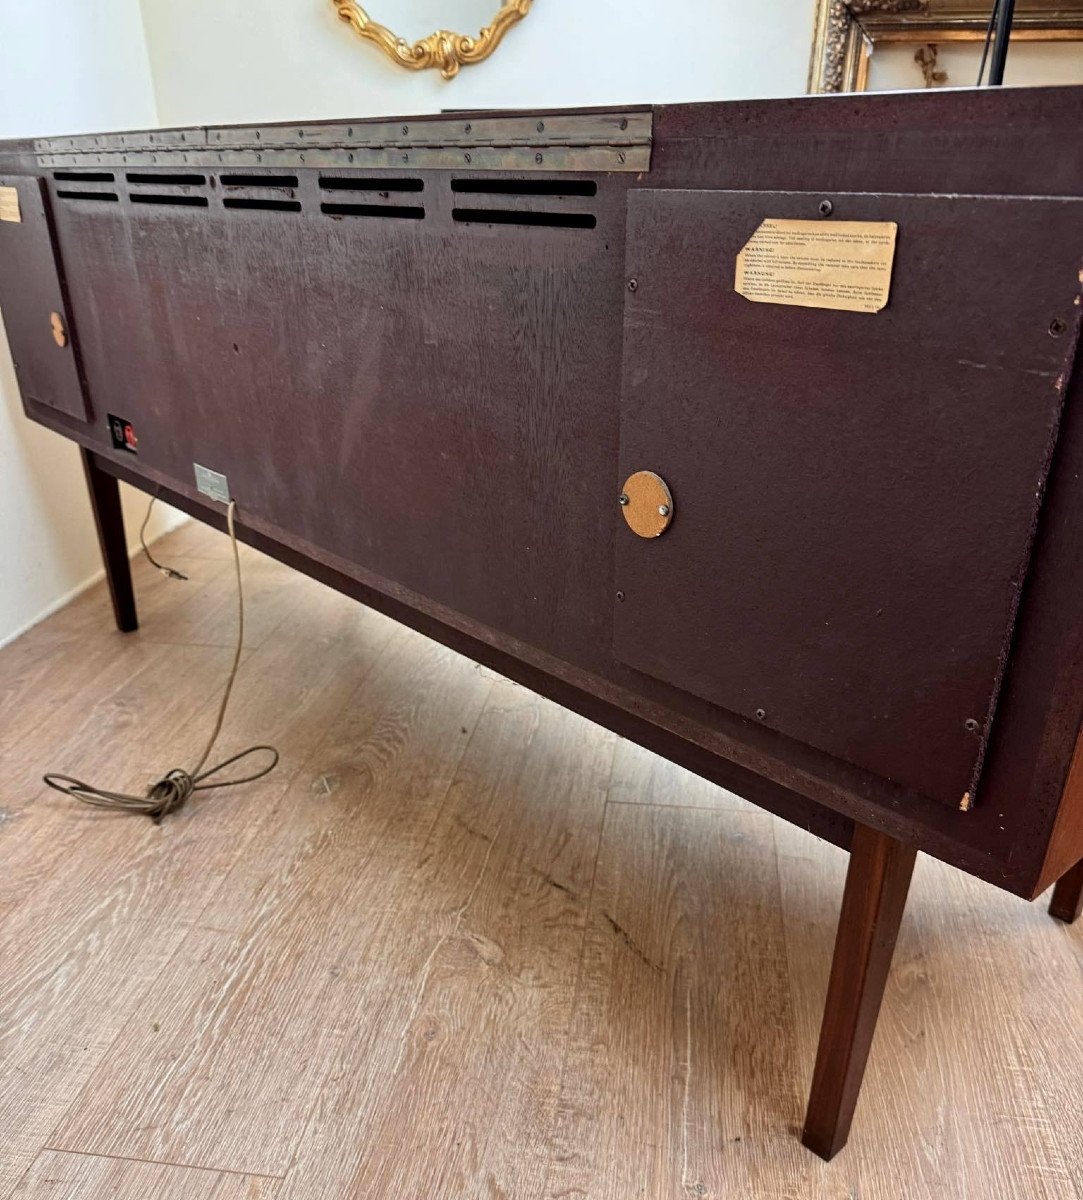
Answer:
537 121 545 132
818 199 833 217
620 117 628 130
755 708 767 721
402 124 409 135
402 153 409 163
628 279 638 292
464 153 471 164
965 718 979 732
298 129 305 138
658 504 670 516
1049 317 1067 337
616 590 626 602
618 493 629 506
617 152 626 164
465 123 472 133
535 153 543 165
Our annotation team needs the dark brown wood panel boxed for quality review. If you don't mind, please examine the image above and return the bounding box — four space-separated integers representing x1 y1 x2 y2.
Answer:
614 188 1082 808
3 85 1083 900
0 175 90 422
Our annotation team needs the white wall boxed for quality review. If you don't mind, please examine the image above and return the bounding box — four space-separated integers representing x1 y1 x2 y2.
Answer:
0 0 185 647
138 0 815 126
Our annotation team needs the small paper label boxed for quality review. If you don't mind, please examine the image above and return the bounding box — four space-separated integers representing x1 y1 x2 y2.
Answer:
735 218 897 314
0 186 21 223
194 463 231 503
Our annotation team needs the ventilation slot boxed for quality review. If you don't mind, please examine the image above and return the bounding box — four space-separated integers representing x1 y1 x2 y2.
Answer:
131 194 210 208
322 202 424 220
452 208 596 230
451 178 597 197
223 197 302 213
319 176 423 193
53 170 115 183
221 174 299 188
126 172 206 186
56 190 119 203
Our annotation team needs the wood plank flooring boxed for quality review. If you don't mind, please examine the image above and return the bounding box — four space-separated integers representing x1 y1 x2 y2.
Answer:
0 521 1079 1199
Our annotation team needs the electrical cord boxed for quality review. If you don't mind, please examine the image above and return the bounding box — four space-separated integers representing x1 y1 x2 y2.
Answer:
139 492 188 580
44 498 279 822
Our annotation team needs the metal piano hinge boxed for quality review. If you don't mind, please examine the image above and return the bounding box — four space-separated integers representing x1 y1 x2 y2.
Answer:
35 113 653 174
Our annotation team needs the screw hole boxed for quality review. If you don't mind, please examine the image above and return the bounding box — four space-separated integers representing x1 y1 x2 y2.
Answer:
1049 318 1067 337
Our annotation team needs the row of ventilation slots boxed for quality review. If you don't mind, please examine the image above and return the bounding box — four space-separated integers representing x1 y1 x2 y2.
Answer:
51 171 598 229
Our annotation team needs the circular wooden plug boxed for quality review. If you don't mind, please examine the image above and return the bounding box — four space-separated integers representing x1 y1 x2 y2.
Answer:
619 470 673 538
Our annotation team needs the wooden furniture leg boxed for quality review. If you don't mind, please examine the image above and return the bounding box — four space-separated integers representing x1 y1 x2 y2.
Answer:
802 822 917 1161
1048 858 1083 924
81 447 138 633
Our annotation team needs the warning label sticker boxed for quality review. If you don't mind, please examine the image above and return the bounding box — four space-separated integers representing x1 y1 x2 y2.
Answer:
735 218 897 314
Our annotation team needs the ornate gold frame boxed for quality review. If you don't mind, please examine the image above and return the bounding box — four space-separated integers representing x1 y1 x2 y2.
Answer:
808 0 1083 92
332 0 533 79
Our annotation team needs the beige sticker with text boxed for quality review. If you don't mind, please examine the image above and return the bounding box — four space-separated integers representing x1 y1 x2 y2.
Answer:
735 218 897 314
0 186 21 223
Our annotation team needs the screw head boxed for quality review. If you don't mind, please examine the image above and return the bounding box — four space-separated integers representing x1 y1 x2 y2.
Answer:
465 123 472 133
658 504 670 516
618 152 626 165
537 121 545 133
618 493 629 506
818 199 833 217
964 718 980 732
1049 317 1067 337
402 124 409 135
616 590 626 602
464 153 471 164
755 708 767 721
620 117 629 130
628 279 638 292
535 152 543 164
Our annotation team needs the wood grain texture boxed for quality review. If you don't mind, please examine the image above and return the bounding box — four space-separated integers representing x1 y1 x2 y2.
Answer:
49 623 495 1175
545 803 810 1199
12 1151 274 1200
1 521 1080 1197
802 825 917 1160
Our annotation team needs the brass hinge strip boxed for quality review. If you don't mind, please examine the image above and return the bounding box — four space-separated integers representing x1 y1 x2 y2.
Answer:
35 113 652 174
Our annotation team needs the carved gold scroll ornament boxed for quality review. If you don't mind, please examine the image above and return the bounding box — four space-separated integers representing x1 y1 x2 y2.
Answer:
332 0 533 79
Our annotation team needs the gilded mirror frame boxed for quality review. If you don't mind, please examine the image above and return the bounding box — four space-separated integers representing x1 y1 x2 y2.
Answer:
332 0 532 78
808 0 1083 92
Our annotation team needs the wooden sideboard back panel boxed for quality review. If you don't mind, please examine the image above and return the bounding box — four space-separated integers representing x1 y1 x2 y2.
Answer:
615 188 1082 810
0 175 90 422
2 89 1082 897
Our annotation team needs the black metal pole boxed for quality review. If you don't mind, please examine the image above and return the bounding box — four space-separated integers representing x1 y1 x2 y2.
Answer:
987 0 1016 85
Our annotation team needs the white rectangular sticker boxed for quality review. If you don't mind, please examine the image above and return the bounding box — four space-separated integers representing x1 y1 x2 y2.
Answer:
735 218 897 314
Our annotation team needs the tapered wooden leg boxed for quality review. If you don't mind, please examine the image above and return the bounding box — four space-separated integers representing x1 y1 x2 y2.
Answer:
80 447 138 632
1048 858 1083 924
802 822 917 1161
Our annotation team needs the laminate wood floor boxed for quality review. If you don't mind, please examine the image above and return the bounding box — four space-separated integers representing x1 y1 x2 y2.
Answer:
1 521 1080 1200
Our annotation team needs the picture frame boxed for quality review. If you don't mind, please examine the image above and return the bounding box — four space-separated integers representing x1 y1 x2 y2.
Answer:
808 0 1083 92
